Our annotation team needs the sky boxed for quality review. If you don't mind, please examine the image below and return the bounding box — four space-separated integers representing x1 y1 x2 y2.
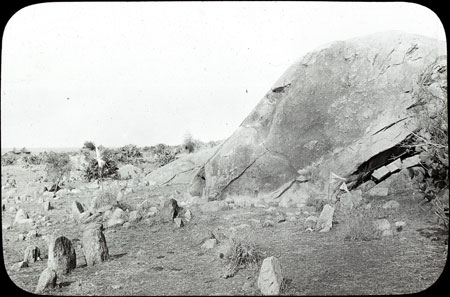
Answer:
1 1 446 149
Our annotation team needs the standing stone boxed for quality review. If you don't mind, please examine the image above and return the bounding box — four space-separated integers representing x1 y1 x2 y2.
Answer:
35 268 57 293
14 209 29 223
43 201 52 211
174 217 184 228
24 245 41 263
72 201 85 219
81 227 109 266
161 199 180 222
184 209 193 221
257 256 283 295
47 236 76 275
315 204 335 232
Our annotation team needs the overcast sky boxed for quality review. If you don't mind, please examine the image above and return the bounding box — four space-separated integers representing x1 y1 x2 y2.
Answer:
1 2 445 149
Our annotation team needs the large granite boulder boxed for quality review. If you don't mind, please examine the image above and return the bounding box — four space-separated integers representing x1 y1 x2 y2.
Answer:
189 31 446 201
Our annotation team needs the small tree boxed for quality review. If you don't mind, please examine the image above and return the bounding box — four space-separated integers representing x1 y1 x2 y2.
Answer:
154 143 177 166
182 132 197 153
44 152 72 188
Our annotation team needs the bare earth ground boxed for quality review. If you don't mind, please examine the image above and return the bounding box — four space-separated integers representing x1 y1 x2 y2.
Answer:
1 164 448 295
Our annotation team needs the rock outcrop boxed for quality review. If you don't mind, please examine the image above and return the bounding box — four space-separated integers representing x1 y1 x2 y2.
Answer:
188 31 446 201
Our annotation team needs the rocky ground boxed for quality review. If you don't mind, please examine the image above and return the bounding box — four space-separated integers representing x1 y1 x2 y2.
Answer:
1 154 448 295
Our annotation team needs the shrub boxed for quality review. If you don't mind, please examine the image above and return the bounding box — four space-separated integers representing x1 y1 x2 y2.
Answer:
342 205 392 241
182 133 198 153
408 57 448 226
223 234 263 278
114 144 143 165
21 154 44 166
1 153 17 166
82 142 119 182
44 152 72 188
154 143 177 167
83 148 119 182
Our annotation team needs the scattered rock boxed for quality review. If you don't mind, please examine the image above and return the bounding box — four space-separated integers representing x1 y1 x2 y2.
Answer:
386 159 402 173
174 217 184 228
381 229 394 237
47 236 77 275
201 238 217 250
106 208 127 228
401 155 420 168
257 256 283 295
262 220 275 228
11 261 28 271
395 221 406 232
128 210 142 223
373 219 391 232
24 245 41 263
315 204 335 232
383 200 400 209
26 229 39 240
304 216 318 229
123 222 131 229
35 268 57 293
18 234 26 241
371 166 390 182
184 209 193 221
81 227 109 266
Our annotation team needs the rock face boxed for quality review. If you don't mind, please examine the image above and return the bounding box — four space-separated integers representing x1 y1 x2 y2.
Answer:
188 32 446 201
47 236 76 275
82 227 109 266
35 268 57 293
257 256 283 295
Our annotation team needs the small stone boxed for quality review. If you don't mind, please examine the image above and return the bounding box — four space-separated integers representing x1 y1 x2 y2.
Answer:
11 261 28 271
184 209 193 221
257 256 283 295
373 219 391 231
26 229 39 240
35 268 57 293
106 208 126 228
174 218 184 228
372 166 390 181
395 221 406 232
201 238 217 250
72 201 85 218
386 159 402 173
381 229 394 237
262 220 274 228
43 201 52 211
383 200 400 209
123 222 131 229
128 211 142 223
304 216 318 229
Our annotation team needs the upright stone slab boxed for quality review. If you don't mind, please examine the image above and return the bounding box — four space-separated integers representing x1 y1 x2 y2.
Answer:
257 256 283 295
72 201 85 219
47 236 76 275
23 245 41 263
315 204 335 232
81 227 109 266
35 268 57 293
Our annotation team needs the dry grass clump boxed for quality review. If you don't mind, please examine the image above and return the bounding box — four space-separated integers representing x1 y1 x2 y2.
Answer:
223 234 263 278
342 205 391 241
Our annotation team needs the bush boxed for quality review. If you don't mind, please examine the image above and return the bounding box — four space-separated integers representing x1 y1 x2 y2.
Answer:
408 56 448 228
1 154 17 166
21 154 44 166
113 144 143 165
182 133 198 153
223 234 263 278
154 143 177 167
82 142 119 182
83 147 119 182
342 205 392 241
44 152 72 188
